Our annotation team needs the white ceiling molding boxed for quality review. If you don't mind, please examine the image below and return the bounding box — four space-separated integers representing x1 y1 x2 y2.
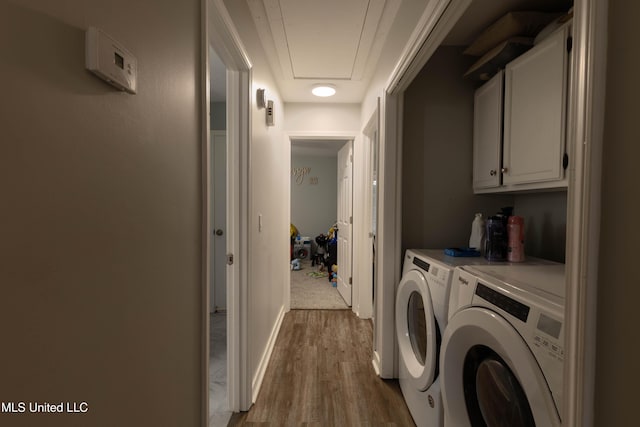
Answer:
350 0 386 80
247 0 288 78
247 0 398 102
261 0 294 79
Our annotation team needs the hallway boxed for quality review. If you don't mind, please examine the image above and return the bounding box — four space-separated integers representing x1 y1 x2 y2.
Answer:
228 310 415 426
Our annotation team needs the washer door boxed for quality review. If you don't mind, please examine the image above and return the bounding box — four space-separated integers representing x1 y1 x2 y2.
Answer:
395 269 437 391
441 307 561 427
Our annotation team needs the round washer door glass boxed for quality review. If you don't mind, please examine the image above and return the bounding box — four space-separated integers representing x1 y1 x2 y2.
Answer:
465 347 535 427
407 291 427 364
395 269 437 391
441 307 561 427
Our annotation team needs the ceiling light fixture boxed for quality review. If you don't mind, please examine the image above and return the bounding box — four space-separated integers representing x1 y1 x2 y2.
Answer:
312 84 336 97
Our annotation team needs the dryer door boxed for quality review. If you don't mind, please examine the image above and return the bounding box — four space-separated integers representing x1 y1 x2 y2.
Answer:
395 269 438 391
441 307 561 427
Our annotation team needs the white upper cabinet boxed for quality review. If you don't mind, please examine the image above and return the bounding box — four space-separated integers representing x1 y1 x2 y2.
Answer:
473 70 503 190
473 23 570 194
503 24 569 187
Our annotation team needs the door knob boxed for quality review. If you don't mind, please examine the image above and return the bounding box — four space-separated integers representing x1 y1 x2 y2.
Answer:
501 167 509 173
489 170 497 176
215 229 224 236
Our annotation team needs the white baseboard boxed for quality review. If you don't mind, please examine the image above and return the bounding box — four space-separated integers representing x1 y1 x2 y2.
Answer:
372 350 381 376
251 305 286 403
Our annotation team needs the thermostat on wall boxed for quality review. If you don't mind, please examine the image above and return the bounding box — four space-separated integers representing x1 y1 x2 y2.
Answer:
85 27 137 94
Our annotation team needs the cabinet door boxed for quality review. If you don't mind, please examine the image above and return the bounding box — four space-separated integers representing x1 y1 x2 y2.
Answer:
473 70 503 190
503 26 568 185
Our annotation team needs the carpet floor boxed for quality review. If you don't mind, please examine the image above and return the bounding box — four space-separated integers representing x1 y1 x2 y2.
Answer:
290 259 349 309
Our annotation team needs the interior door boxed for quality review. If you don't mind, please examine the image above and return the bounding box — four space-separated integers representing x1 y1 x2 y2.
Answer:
211 131 227 312
337 141 353 306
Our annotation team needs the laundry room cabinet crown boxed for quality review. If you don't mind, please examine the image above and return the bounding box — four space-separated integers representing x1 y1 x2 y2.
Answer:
473 23 571 194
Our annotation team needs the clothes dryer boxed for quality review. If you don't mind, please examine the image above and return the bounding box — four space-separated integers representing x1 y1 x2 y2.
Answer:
442 264 565 427
396 249 492 427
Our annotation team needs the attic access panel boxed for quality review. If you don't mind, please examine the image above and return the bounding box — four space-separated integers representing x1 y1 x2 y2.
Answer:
265 0 385 80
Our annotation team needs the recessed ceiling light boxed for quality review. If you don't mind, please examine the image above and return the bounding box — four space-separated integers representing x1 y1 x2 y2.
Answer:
312 84 336 97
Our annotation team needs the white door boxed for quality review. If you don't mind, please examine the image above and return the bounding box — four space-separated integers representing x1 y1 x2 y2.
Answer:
210 131 227 312
337 141 353 306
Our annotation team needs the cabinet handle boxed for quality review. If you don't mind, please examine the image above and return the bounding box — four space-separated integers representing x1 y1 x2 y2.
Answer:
501 167 509 174
490 170 497 176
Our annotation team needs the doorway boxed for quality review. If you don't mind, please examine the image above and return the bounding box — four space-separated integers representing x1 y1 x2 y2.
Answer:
205 0 257 418
208 46 231 427
289 139 351 310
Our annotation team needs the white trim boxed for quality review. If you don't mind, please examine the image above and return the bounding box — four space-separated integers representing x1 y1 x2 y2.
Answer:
374 89 402 378
386 0 471 94
375 0 472 380
207 0 253 414
251 305 286 402
208 0 252 71
372 350 382 376
563 1 607 426
356 103 379 320
227 68 252 412
200 1 210 425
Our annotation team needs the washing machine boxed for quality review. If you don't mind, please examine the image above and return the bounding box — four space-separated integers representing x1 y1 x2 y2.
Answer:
442 264 565 427
396 249 492 427
293 236 312 259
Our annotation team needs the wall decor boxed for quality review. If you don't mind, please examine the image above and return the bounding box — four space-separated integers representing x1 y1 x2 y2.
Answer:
291 167 311 185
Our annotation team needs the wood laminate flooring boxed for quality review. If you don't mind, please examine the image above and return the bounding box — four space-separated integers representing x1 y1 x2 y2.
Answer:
228 309 415 426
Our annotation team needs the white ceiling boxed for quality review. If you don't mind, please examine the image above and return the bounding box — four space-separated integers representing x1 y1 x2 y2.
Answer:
231 0 572 104
247 0 400 103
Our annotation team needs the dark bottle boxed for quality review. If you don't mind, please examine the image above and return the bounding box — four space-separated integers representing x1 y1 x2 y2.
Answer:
485 216 508 261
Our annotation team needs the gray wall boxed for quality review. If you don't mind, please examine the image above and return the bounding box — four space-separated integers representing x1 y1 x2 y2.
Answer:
0 1 202 426
402 47 568 264
211 101 226 130
513 192 567 263
595 1 640 424
402 46 514 252
291 154 338 242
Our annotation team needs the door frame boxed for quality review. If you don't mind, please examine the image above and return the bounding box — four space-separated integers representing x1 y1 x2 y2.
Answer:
373 0 465 380
203 0 253 419
285 132 358 312
377 0 607 426
358 104 380 321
